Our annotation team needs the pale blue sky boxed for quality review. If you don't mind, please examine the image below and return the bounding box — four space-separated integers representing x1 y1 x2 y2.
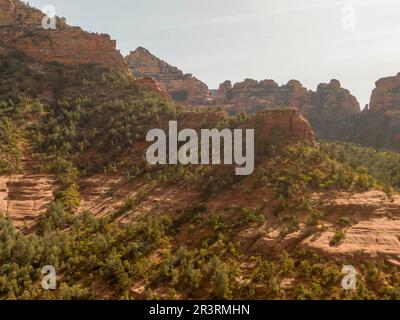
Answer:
25 0 400 106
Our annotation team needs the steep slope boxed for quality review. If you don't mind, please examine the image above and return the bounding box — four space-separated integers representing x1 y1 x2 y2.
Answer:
1 0 400 301
125 47 215 107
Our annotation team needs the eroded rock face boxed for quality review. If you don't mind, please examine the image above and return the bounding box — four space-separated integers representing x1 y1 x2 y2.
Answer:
300 79 360 140
216 78 359 115
305 79 360 117
216 78 311 114
125 47 215 107
303 191 400 263
0 0 127 68
0 175 57 230
228 190 400 264
177 108 316 146
369 73 400 112
216 78 360 141
132 77 171 99
254 108 316 146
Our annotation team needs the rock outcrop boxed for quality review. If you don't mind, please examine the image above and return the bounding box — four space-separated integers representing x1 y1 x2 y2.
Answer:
216 79 311 114
303 191 400 263
254 108 316 146
0 175 57 230
215 73 400 152
177 108 316 147
304 79 360 116
132 77 171 99
369 72 400 112
125 47 215 107
216 78 360 141
0 0 127 68
336 73 400 151
300 79 360 140
216 78 359 115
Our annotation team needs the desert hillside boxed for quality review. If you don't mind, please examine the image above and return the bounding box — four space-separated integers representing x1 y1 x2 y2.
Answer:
0 0 400 300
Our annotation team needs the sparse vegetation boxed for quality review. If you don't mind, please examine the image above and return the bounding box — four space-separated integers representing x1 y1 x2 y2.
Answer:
1 48 400 301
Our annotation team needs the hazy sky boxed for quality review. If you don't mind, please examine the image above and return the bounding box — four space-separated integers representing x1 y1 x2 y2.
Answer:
26 0 400 106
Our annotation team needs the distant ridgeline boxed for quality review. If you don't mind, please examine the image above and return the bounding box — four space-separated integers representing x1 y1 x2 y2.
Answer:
215 76 400 152
124 44 400 152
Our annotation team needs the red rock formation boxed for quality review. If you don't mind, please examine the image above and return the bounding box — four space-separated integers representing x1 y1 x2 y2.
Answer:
236 190 400 264
0 0 127 69
303 191 400 262
125 47 215 107
216 78 311 113
132 77 171 99
255 107 316 146
216 78 359 116
216 78 360 141
305 79 360 117
299 79 360 140
369 72 400 112
0 174 57 230
176 107 316 147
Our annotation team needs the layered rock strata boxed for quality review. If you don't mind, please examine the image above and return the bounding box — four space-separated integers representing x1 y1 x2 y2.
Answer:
126 47 215 106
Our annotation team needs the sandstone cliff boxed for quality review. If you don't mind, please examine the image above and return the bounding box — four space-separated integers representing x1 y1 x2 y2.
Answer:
216 79 311 114
125 47 215 107
0 174 57 231
300 79 360 140
216 78 360 141
306 79 360 116
369 72 400 112
253 107 316 147
332 73 400 151
132 77 171 99
216 78 359 115
0 0 127 68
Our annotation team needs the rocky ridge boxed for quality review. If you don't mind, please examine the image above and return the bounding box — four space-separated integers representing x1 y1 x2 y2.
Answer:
125 47 215 107
216 78 360 115
0 0 127 68
216 79 311 113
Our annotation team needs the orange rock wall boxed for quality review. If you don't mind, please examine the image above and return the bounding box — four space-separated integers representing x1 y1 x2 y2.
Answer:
0 0 127 68
126 47 215 107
